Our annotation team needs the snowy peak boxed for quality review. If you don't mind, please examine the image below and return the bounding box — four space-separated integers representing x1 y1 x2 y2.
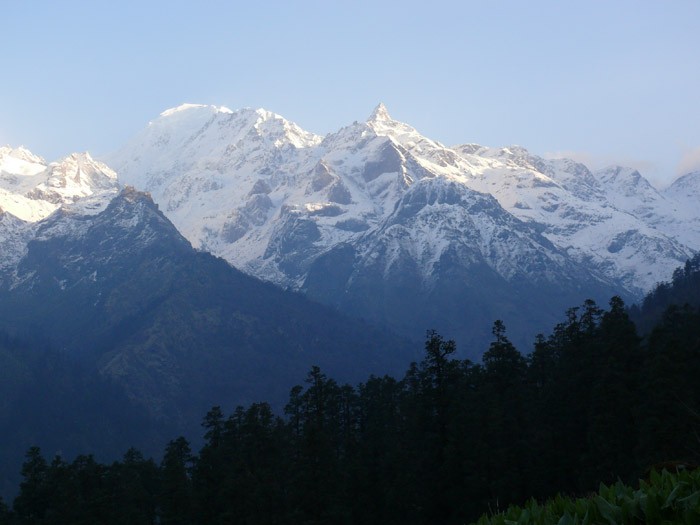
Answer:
250 108 322 149
0 146 120 223
28 152 119 205
29 186 187 261
110 103 322 194
159 103 233 118
0 146 46 175
362 104 448 161
595 165 649 191
365 102 409 137
665 170 700 202
151 103 321 149
3 103 700 358
105 102 700 303
367 102 392 123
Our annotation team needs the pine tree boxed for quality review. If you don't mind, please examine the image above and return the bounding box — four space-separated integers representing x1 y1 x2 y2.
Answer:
479 321 529 505
160 437 194 525
586 296 641 485
108 448 158 525
192 406 227 523
0 496 12 525
13 446 49 524
638 305 700 467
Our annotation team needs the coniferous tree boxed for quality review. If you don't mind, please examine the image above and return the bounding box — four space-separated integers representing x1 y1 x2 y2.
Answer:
192 406 227 524
0 496 10 525
286 366 351 524
415 330 462 524
586 296 641 485
42 455 74 525
68 454 110 524
526 333 560 498
638 304 700 467
216 402 288 524
108 448 158 525
548 301 602 493
479 321 529 505
159 437 194 525
13 446 49 524
352 375 403 525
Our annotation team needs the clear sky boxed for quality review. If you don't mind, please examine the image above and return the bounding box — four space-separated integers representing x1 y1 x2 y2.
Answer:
2 0 699 187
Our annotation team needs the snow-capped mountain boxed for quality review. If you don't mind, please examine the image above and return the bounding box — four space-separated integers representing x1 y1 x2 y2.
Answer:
663 170 700 236
0 186 409 423
107 104 698 297
301 175 617 351
0 147 120 272
0 147 119 221
103 102 700 350
449 147 696 295
2 103 697 352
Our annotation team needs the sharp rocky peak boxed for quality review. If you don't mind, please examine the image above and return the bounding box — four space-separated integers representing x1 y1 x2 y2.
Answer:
47 152 118 182
367 103 393 123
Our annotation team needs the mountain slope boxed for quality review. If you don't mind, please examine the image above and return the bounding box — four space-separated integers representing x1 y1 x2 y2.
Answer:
451 146 696 295
302 176 616 351
0 188 412 431
0 331 162 500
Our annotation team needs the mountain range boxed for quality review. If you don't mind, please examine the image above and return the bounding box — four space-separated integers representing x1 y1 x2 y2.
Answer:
0 183 410 421
2 106 699 356
1 103 699 495
103 103 698 348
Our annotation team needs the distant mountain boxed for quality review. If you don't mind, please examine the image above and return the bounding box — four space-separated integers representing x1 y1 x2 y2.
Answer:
2 104 698 355
0 147 120 273
0 188 412 432
451 147 695 295
105 103 698 351
0 147 119 221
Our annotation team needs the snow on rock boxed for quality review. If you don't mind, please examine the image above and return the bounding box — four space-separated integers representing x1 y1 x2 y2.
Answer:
0 148 119 221
0 147 121 274
664 171 700 217
29 152 119 204
103 103 700 300
4 103 698 305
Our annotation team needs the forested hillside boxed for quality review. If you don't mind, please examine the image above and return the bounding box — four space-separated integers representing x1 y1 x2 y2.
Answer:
1 264 699 524
630 252 700 331
0 333 164 500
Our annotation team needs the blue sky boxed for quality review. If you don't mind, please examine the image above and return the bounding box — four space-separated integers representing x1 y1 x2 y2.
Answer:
2 0 699 186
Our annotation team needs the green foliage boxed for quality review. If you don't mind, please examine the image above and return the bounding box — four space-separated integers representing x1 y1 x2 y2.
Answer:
473 468 700 525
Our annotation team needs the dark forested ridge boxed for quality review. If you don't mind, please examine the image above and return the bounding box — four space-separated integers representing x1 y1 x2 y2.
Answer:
2 260 700 525
629 252 700 332
0 190 414 425
0 332 168 500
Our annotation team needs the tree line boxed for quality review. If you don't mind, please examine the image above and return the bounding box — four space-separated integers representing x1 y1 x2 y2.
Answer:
1 256 700 524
